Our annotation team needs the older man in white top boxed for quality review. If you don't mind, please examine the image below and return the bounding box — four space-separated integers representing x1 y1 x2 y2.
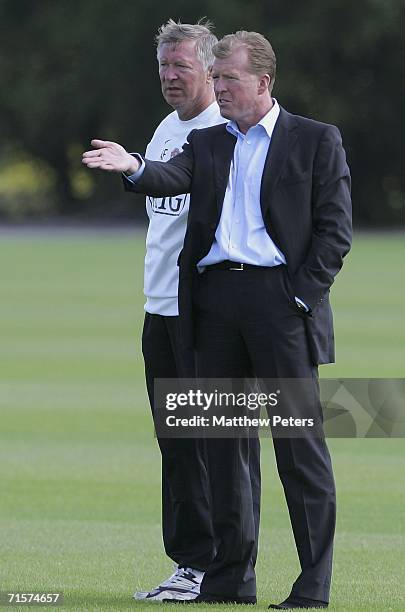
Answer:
84 19 261 603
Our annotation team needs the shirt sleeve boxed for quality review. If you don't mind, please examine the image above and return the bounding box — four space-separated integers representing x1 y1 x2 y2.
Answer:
122 154 145 183
295 296 310 312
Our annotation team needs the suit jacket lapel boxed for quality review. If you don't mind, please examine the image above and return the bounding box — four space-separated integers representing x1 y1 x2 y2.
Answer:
213 128 237 213
260 107 298 217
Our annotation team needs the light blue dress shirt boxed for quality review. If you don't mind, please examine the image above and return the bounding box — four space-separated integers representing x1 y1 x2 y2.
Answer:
198 100 286 269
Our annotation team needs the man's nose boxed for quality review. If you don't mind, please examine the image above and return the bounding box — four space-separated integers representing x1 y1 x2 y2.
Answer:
214 79 226 94
163 65 178 81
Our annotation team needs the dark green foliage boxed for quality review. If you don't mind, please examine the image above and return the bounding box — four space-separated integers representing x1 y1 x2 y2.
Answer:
0 0 404 224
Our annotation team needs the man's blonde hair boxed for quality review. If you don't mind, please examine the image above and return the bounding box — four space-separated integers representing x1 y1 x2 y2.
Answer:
156 18 218 71
213 31 276 91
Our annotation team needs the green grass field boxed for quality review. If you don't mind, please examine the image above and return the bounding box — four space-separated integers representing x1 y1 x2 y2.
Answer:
0 231 404 611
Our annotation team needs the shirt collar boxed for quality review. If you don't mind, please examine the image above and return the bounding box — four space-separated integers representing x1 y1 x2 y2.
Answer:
226 98 280 139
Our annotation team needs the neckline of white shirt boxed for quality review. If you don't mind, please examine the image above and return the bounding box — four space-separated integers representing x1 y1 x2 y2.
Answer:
175 101 220 125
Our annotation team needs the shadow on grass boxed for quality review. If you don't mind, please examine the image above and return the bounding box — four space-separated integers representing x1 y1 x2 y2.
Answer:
60 592 249 610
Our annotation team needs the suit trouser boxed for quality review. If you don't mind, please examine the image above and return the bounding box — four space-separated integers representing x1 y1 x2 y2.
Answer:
142 312 261 570
194 266 336 602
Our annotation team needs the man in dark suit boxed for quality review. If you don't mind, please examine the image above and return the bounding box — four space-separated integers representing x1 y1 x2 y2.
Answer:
83 30 351 609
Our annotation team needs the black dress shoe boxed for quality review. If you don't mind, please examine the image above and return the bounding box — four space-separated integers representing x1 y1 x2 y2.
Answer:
269 596 328 609
163 593 257 604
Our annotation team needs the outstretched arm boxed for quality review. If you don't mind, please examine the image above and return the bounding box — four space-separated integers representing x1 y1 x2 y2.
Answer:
82 134 195 197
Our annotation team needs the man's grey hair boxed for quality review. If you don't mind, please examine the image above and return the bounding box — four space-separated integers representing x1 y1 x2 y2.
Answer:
213 31 277 92
156 18 218 71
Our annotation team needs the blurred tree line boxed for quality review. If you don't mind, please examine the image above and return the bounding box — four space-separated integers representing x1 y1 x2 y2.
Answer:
0 0 404 226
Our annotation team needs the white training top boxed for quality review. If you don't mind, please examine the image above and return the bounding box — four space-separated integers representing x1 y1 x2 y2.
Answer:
143 101 225 316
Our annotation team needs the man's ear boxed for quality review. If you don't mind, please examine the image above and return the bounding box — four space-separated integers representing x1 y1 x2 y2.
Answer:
206 67 213 84
258 73 271 94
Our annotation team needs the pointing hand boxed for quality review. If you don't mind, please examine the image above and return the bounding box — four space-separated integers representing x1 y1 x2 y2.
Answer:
82 139 140 174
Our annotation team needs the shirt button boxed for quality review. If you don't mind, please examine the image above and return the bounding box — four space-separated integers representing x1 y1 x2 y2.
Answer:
235 219 240 224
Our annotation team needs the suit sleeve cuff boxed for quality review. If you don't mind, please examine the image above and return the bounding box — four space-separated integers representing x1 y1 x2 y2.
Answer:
123 154 145 183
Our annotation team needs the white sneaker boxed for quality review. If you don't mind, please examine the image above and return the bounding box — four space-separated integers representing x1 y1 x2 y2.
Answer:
133 566 204 602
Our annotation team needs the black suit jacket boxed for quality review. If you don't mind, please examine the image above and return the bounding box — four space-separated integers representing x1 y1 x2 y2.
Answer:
125 107 352 364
